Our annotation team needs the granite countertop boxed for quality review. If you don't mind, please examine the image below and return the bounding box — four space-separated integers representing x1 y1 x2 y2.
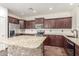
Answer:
64 35 79 46
44 32 79 46
0 32 79 49
0 35 46 48
46 33 79 45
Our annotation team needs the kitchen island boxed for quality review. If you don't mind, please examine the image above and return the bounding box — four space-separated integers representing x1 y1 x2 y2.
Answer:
0 35 46 56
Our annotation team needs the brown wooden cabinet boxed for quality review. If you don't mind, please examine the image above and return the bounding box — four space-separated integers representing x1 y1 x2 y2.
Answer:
63 17 72 28
25 20 35 29
44 17 72 29
75 45 79 56
19 20 26 29
55 18 64 28
55 35 65 47
8 16 19 24
35 18 44 24
55 17 72 29
44 19 55 28
44 35 64 47
64 37 69 54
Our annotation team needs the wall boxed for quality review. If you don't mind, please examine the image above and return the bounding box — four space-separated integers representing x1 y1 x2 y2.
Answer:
25 11 71 20
8 13 22 19
0 6 8 38
71 6 79 37
0 6 8 50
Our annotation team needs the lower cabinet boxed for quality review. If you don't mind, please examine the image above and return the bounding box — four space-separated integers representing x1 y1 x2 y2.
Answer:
75 45 79 56
44 35 65 47
64 37 75 56
44 35 76 56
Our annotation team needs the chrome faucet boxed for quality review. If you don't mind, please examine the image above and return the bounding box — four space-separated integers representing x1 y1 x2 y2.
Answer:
72 29 78 38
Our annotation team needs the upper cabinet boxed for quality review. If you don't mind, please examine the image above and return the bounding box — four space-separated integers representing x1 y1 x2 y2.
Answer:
44 19 55 28
8 16 72 29
25 20 35 29
63 17 72 28
19 20 26 29
55 18 65 28
35 18 44 24
44 17 72 29
55 17 72 29
8 16 19 24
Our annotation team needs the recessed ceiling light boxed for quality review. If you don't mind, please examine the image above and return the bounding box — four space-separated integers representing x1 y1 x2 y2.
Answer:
49 8 53 10
70 3 73 5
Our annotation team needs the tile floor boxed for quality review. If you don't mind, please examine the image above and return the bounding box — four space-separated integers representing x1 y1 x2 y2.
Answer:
44 46 68 56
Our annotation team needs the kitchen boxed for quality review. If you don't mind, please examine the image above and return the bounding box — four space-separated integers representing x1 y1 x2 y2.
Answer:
0 3 79 56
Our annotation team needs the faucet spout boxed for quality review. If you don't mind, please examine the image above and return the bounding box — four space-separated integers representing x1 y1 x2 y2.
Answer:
72 29 78 38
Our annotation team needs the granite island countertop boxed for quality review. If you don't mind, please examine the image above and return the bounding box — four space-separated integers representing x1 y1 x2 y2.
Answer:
0 35 46 49
0 32 79 49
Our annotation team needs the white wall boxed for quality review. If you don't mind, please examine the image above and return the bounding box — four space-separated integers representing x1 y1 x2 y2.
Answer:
8 13 22 19
25 11 71 20
0 6 8 38
0 6 8 50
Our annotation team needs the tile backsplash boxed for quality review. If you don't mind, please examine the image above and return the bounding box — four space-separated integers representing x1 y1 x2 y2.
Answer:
15 29 73 36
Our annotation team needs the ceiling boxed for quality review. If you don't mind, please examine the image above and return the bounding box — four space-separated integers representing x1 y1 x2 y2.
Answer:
0 3 76 17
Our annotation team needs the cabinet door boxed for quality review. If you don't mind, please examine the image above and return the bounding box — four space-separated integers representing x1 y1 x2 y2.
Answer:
63 17 72 28
44 19 55 28
8 16 19 24
35 18 44 24
48 35 57 46
55 17 72 29
30 20 35 28
25 21 35 29
25 21 30 29
55 19 64 28
19 20 25 29
75 45 79 56
64 38 68 48
44 35 64 47
55 35 64 47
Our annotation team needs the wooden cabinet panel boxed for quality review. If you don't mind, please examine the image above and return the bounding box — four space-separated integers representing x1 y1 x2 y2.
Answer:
55 17 72 29
44 35 64 47
55 19 64 28
25 20 35 29
8 16 19 24
55 35 64 47
63 17 72 28
19 20 26 29
44 17 72 29
44 19 55 28
49 35 57 46
64 37 69 54
35 18 44 24
75 45 79 56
